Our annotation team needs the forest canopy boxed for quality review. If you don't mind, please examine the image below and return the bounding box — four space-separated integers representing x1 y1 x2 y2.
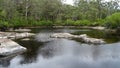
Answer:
0 0 120 29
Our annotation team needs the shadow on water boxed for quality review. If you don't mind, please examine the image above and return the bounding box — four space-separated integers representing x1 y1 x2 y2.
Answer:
0 55 15 67
15 39 44 64
0 28 120 68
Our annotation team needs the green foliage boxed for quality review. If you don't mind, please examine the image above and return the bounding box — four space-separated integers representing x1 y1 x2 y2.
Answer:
0 20 9 27
10 18 28 27
74 20 91 26
105 12 120 29
54 20 64 26
0 0 119 29
92 19 105 26
31 20 53 26
65 19 75 26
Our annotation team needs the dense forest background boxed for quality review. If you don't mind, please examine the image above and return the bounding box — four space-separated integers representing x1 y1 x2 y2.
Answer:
0 0 120 29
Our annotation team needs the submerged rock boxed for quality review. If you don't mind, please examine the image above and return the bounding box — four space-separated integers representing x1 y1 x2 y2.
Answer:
51 33 105 44
0 39 26 56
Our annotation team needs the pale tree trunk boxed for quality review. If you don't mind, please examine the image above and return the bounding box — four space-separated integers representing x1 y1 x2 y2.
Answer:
25 0 29 20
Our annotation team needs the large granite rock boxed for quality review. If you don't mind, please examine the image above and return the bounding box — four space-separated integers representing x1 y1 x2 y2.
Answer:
51 33 105 44
0 39 26 56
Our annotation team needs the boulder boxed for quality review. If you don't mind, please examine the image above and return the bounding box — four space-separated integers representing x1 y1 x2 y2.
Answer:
51 33 105 44
0 39 26 56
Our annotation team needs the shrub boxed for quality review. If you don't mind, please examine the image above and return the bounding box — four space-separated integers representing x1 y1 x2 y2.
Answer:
74 20 91 26
0 20 9 27
65 19 74 26
9 18 29 28
33 20 53 26
92 19 105 26
105 12 120 29
0 20 10 31
54 20 64 26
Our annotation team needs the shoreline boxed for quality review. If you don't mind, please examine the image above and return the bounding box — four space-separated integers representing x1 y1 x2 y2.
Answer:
23 26 118 32
23 26 105 29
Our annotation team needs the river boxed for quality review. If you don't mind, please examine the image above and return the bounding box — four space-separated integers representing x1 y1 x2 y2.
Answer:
0 28 120 68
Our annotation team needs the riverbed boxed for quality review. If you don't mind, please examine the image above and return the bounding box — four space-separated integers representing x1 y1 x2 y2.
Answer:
0 28 120 68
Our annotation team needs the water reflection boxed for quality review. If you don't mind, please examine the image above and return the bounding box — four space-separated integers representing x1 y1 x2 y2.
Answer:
0 28 120 68
16 40 43 64
0 56 15 67
9 42 120 68
72 29 120 43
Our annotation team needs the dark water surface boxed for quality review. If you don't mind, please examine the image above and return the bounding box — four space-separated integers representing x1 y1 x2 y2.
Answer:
0 28 120 68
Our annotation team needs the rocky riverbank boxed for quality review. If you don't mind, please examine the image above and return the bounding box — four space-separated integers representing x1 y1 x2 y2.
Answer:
0 29 35 56
0 39 26 56
0 32 35 39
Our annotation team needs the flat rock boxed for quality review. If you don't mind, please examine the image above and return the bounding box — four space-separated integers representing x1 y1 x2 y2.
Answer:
9 28 31 32
51 33 105 44
0 32 35 39
0 39 26 56
22 38 30 41
91 27 105 30
51 33 74 38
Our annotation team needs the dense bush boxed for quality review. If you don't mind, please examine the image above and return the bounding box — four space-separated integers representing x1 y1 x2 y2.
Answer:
74 20 91 26
0 12 120 29
0 20 10 31
54 20 64 26
31 20 53 26
92 19 105 26
64 19 75 26
105 12 120 29
0 20 10 27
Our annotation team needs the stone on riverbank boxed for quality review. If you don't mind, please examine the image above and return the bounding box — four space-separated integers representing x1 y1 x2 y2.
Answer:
0 31 34 56
0 39 26 56
51 33 74 38
22 38 30 41
51 33 105 44
9 28 31 32
90 26 105 30
0 32 35 39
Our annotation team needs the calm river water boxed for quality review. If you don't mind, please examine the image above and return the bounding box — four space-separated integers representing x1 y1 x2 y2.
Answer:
0 28 120 68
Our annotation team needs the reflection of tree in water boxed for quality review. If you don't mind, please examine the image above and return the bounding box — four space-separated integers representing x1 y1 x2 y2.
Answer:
104 32 120 43
39 39 66 58
73 29 120 43
92 45 101 60
16 40 43 64
39 45 55 58
0 55 16 67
